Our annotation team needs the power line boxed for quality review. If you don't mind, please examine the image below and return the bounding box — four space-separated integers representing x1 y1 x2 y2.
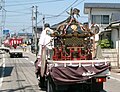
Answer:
5 0 86 34
4 13 31 17
6 0 41 3
5 0 64 7
36 0 79 24
73 0 85 7
5 25 30 27
39 0 86 21
5 21 30 23
6 10 31 14
53 0 79 17
7 7 31 12
38 13 68 17
45 15 88 19
43 0 86 19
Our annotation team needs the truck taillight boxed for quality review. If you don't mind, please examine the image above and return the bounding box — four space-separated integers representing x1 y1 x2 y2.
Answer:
96 78 106 83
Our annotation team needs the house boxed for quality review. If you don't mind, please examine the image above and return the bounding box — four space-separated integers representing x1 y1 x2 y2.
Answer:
105 21 120 68
84 3 120 68
84 3 120 40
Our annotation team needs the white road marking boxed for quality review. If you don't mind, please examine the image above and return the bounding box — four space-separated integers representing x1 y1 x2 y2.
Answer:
25 58 28 60
110 76 120 82
30 61 34 65
24 58 34 65
0 54 5 88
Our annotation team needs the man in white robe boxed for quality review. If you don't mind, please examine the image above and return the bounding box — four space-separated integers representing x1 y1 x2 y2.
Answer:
38 24 54 59
35 23 54 79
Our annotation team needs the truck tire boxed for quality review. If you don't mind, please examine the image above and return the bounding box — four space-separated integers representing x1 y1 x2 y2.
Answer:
38 76 45 88
47 78 56 92
19 53 23 58
47 79 55 92
92 81 103 92
10 53 13 58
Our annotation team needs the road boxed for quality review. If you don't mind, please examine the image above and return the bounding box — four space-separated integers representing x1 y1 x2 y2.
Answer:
0 51 120 92
0 51 45 92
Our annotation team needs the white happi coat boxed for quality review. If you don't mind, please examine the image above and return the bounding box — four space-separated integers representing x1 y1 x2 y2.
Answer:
37 27 54 59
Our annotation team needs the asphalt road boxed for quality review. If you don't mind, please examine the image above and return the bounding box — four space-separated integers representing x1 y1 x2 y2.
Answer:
0 52 45 92
0 51 120 92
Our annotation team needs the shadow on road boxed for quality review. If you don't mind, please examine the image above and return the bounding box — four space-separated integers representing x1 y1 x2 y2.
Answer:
39 87 107 92
0 67 13 77
8 56 29 59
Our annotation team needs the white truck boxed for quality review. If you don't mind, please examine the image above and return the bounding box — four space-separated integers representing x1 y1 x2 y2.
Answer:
9 47 23 58
35 8 111 92
4 37 23 58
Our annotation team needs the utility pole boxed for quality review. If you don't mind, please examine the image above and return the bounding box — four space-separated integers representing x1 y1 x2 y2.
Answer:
35 6 38 56
0 0 5 45
31 6 35 53
43 15 45 30
31 6 38 56
31 6 34 39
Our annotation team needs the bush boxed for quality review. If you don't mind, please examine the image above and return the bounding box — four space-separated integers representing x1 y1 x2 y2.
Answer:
99 39 113 48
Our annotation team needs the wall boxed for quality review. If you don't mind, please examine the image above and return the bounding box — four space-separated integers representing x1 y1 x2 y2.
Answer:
111 29 118 49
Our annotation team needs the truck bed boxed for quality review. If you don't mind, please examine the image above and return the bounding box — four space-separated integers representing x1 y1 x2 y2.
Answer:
47 59 110 85
9 49 23 53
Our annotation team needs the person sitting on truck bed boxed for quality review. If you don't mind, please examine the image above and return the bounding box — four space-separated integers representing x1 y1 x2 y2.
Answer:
35 23 54 79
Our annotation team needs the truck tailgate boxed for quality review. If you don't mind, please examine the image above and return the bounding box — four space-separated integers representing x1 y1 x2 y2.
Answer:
47 60 110 85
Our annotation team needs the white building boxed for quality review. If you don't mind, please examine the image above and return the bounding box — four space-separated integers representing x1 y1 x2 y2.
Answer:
84 3 120 40
84 3 120 68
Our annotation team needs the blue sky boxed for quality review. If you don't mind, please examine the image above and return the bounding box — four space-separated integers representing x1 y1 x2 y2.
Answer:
1 0 120 35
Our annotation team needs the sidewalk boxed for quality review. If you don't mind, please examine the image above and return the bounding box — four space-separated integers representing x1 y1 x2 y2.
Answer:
111 69 120 73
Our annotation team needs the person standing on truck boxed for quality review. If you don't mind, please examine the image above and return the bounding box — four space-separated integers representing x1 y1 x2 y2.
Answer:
35 23 54 79
13 44 17 49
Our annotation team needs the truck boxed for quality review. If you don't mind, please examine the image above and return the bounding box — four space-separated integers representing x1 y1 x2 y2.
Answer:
4 37 23 58
35 8 111 92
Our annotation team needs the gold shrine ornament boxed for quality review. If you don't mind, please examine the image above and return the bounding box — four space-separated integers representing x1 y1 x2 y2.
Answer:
71 25 77 31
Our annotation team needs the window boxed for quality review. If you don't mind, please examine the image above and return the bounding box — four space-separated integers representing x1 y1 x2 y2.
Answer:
101 15 109 24
91 15 109 24
92 15 101 24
